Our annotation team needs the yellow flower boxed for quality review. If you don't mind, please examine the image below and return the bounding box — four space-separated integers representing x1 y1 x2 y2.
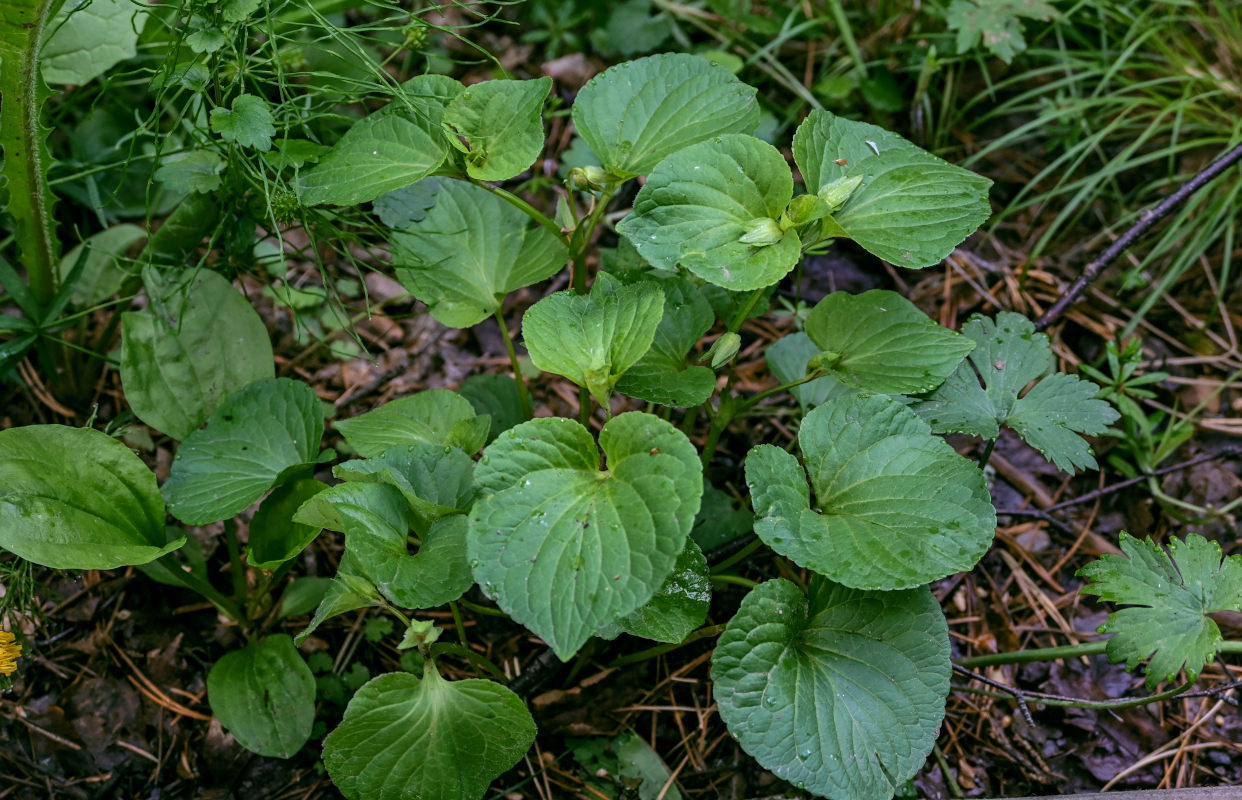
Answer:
0 631 21 676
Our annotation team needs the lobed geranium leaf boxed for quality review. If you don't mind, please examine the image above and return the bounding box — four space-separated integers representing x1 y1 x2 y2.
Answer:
467 413 702 660
745 391 995 590
712 578 950 800
618 538 710 644
1078 533 1242 689
571 52 759 179
323 669 535 800
209 94 275 152
802 290 974 394
334 389 488 458
312 482 473 610
792 110 991 268
298 75 461 206
912 311 1119 472
121 270 274 441
162 378 323 525
614 273 716 407
442 77 552 181
390 177 567 328
207 634 315 759
522 272 664 406
617 134 799 291
947 0 1059 63
0 425 181 570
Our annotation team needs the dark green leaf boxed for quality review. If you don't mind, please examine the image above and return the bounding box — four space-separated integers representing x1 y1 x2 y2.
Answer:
247 479 328 571
619 539 710 643
207 634 315 758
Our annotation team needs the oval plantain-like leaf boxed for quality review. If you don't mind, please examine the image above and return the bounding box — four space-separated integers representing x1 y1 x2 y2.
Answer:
121 270 274 441
207 634 315 759
323 668 536 800
745 391 995 590
712 578 950 800
390 178 567 328
0 425 182 569
467 413 702 660
617 134 799 291
162 378 324 525
571 52 759 179
802 290 974 395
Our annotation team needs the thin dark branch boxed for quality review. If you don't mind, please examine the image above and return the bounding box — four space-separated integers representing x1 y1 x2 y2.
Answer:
1036 142 1242 331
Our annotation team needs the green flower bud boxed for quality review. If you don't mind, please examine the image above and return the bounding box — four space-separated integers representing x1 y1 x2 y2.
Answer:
702 331 742 369
781 193 831 228
568 165 609 191
403 20 429 50
738 217 783 247
817 175 865 212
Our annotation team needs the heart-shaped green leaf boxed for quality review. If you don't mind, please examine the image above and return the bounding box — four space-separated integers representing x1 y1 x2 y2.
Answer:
712 578 950 800
313 482 473 610
0 425 182 569
390 177 567 328
618 538 710 644
571 52 759 179
745 391 995 590
614 273 717 407
468 413 702 660
335 389 488 458
617 134 799 291
121 270 274 441
522 272 664 405
803 290 974 394
207 634 315 759
162 378 324 525
323 669 536 800
765 332 853 411
443 77 552 181
1079 533 1242 689
792 110 991 268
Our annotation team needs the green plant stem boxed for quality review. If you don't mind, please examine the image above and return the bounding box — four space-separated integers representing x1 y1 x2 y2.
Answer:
735 371 824 415
429 642 510 684
569 182 619 293
493 307 533 419
978 437 997 469
153 552 244 622
456 597 510 618
932 744 964 799
480 184 562 237
956 640 1108 668
710 536 763 574
0 0 64 308
222 520 248 614
728 287 767 334
711 574 759 589
448 601 469 649
961 680 1193 712
608 623 726 668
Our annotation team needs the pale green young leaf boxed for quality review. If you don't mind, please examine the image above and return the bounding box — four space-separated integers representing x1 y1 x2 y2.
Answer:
334 389 487 457
617 134 798 291
618 538 710 644
162 378 323 525
1078 533 1242 689
41 0 147 85
247 479 328 572
792 109 920 197
333 442 476 529
442 77 552 181
614 273 716 407
210 94 275 151
323 669 535 800
572 53 759 179
390 178 567 327
294 564 384 646
522 272 664 405
207 635 315 758
467 414 702 660
711 578 950 800
314 482 472 610
154 150 223 194
58 224 145 307
745 391 995 590
764 332 853 411
121 270 274 441
912 311 1119 472
0 425 182 570
803 290 974 394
